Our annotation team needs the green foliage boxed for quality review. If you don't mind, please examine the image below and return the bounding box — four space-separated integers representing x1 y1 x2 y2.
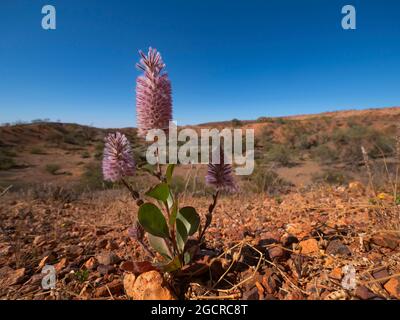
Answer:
75 269 89 283
80 162 113 190
231 118 242 127
81 151 91 159
311 145 338 164
134 169 201 272
138 203 169 238
0 155 16 170
266 144 292 166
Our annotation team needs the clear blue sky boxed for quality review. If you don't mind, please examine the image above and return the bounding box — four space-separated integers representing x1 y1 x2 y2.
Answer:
1 0 399 128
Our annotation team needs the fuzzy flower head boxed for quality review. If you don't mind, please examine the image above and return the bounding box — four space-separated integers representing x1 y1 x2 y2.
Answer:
136 47 172 138
102 132 135 182
205 147 237 192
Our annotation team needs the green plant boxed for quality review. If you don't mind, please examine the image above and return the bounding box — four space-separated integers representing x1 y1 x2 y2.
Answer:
75 269 89 283
266 144 293 166
81 151 91 158
0 156 16 170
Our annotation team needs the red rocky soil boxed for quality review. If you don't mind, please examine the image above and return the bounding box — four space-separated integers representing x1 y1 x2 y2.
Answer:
1 185 399 300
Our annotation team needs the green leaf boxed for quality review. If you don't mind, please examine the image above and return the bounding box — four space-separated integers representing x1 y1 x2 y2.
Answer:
183 251 192 265
138 203 169 238
147 234 172 260
169 198 179 227
177 206 200 236
165 164 176 184
159 255 181 273
146 183 170 202
176 219 188 253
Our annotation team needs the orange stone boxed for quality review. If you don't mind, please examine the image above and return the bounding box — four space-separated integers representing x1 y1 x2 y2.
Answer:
299 239 319 255
384 277 400 299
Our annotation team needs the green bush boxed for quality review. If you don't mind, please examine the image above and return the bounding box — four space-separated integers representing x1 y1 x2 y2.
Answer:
247 165 291 194
79 162 113 190
265 144 292 166
311 145 338 164
0 156 16 170
81 151 91 159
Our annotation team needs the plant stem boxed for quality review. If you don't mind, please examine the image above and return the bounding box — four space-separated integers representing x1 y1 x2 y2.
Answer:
198 190 220 244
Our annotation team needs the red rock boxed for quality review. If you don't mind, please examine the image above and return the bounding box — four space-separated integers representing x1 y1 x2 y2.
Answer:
329 267 342 280
84 257 98 270
371 233 399 250
299 239 319 255
127 271 176 300
355 286 376 300
326 240 351 256
372 268 390 284
384 277 400 299
268 246 285 260
123 273 136 297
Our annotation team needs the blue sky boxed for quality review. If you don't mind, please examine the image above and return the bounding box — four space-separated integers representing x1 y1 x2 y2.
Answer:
1 0 399 128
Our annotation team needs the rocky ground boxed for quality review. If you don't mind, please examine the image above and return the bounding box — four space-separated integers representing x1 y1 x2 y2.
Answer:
1 183 399 300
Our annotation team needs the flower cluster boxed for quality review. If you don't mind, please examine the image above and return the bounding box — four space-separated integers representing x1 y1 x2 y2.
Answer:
102 132 135 182
206 148 237 192
136 48 172 138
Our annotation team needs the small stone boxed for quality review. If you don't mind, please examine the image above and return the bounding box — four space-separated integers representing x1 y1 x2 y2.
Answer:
84 257 98 270
348 181 365 193
242 286 259 300
355 286 376 300
96 251 120 265
329 267 342 280
129 271 176 300
123 273 136 298
326 240 351 256
96 239 108 249
97 264 115 275
371 233 399 250
0 266 25 288
95 280 124 298
268 246 285 260
372 269 390 284
299 239 319 255
384 277 400 299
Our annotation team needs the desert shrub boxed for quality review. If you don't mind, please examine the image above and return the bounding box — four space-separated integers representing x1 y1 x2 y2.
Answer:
313 170 349 185
30 147 46 155
63 132 86 146
311 145 338 164
265 144 293 166
333 125 395 163
256 116 271 123
45 164 61 175
246 165 291 194
81 151 91 159
30 184 78 203
94 143 104 160
0 156 16 170
0 148 17 157
79 162 113 190
231 118 242 127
